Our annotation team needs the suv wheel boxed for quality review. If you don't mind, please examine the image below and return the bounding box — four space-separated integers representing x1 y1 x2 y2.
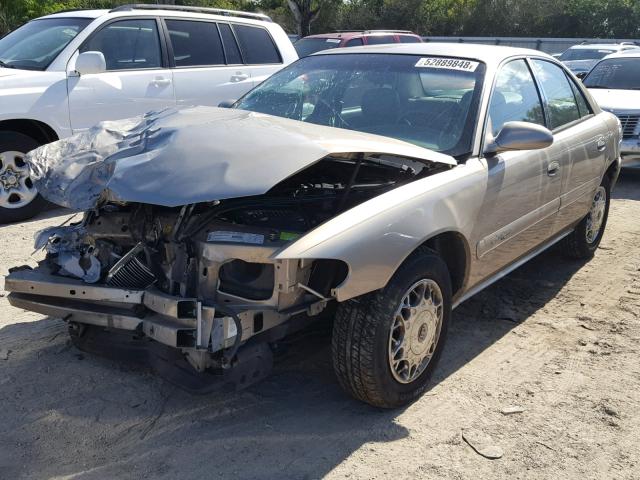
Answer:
562 176 611 259
0 131 47 224
331 248 451 408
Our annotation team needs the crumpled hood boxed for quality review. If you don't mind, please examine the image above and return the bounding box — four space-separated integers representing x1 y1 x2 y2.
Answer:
28 106 455 210
588 88 640 112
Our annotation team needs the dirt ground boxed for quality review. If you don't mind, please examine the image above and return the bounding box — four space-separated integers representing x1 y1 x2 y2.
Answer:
1 173 639 480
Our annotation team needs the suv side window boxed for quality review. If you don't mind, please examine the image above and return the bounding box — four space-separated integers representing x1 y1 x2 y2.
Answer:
345 38 363 47
81 19 161 71
218 23 242 64
232 24 281 64
530 59 581 129
165 20 224 67
365 35 395 45
488 59 545 136
399 35 421 43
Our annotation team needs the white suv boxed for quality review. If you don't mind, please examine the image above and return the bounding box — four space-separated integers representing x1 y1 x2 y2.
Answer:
0 4 297 223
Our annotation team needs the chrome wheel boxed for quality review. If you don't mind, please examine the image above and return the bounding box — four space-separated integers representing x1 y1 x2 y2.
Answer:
388 279 443 384
0 150 37 209
585 186 606 244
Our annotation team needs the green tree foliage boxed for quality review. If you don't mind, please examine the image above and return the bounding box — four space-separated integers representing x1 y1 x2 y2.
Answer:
2 0 640 38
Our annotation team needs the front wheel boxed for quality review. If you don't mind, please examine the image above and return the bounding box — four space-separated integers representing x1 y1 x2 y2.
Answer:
0 131 48 224
331 248 451 408
562 176 611 259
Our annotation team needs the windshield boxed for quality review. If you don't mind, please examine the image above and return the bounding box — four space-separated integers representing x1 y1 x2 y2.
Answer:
235 53 485 156
294 38 341 57
584 58 640 89
0 18 91 71
559 48 615 61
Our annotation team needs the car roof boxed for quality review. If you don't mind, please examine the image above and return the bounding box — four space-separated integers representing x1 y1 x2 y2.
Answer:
38 9 108 19
603 49 640 59
303 31 419 40
568 44 628 50
313 42 554 67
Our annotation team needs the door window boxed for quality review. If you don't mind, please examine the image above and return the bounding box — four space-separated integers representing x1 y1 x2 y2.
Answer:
568 78 592 118
218 23 242 64
488 59 545 136
345 38 363 47
530 59 581 129
166 20 224 67
366 35 395 45
399 35 421 43
80 19 161 71
233 24 281 64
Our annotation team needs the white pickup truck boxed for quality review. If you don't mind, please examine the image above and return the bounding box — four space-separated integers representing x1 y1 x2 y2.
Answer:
0 4 297 223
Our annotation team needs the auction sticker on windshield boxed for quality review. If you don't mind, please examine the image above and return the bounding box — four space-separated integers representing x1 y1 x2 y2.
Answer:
415 57 479 72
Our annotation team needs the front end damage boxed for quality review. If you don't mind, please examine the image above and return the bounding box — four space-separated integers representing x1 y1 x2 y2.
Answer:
5 107 455 391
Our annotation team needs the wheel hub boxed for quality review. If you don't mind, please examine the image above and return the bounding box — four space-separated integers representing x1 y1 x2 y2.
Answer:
0 150 37 209
585 186 606 244
388 279 443 384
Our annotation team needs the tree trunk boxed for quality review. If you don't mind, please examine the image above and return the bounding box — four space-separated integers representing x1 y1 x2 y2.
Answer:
287 0 321 37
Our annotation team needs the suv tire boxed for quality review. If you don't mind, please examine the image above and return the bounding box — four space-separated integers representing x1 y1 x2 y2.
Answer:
0 131 48 224
332 248 451 408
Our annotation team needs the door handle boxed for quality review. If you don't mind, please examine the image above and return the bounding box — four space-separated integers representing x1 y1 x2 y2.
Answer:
547 161 560 177
230 72 249 83
596 138 607 151
151 77 171 87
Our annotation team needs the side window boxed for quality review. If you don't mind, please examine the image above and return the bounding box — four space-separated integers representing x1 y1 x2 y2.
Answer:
165 20 224 67
568 76 592 118
218 23 242 64
489 59 545 136
80 19 161 71
345 38 363 47
530 59 581 129
399 35 421 43
233 24 281 64
365 35 395 45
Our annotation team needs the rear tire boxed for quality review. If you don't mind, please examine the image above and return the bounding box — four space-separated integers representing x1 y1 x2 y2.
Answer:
0 131 48 224
331 248 452 408
562 176 611 259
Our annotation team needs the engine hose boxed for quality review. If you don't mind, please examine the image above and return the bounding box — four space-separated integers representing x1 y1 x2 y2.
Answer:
215 305 243 369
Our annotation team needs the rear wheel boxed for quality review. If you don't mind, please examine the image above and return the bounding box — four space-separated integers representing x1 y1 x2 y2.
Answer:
0 131 48 224
563 176 611 259
332 249 451 408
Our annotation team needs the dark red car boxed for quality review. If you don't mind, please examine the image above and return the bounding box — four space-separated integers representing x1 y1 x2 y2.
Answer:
294 30 422 57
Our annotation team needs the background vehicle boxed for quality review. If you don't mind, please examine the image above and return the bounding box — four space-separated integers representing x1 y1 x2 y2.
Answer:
294 30 422 57
558 42 639 75
0 4 297 223
583 50 640 168
6 44 620 408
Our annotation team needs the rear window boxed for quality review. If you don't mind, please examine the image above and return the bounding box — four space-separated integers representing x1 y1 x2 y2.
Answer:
559 48 615 61
366 35 396 45
166 20 224 67
294 37 340 57
233 24 281 64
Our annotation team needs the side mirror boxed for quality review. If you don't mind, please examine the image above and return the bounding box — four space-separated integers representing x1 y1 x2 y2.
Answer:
218 100 236 108
485 121 553 155
575 71 588 80
74 51 106 75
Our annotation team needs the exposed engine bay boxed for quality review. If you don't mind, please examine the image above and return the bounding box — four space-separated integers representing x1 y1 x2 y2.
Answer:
8 153 449 390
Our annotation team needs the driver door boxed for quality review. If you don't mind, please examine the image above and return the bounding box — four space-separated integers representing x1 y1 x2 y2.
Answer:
67 18 176 132
471 58 562 281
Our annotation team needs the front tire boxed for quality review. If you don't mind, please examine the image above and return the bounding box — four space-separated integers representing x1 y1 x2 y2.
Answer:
331 248 452 408
0 131 48 224
562 176 611 259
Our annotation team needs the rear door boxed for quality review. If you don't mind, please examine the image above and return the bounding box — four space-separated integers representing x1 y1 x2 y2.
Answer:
68 18 176 131
528 59 609 234
164 19 252 107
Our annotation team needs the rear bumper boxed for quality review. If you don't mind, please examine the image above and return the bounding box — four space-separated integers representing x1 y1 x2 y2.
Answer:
621 138 640 169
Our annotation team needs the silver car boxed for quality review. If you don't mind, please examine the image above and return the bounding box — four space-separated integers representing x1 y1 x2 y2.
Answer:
5 43 621 408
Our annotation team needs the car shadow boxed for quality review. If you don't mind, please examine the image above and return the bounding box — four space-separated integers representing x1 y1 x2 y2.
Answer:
0 243 588 479
612 169 640 201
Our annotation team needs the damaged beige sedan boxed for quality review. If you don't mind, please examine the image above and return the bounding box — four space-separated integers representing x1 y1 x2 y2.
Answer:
5 44 621 407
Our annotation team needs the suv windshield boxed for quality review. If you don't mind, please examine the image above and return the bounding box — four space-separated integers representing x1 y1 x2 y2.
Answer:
235 53 485 156
0 18 91 71
584 57 640 89
559 48 615 61
294 38 341 57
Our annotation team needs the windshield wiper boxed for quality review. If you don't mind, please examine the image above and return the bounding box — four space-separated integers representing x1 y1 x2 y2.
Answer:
0 59 15 69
